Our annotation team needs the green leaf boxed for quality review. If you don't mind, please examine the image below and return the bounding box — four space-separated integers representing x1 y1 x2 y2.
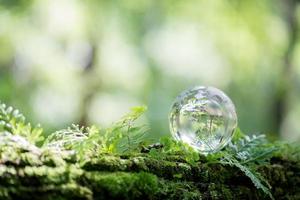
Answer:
0 102 43 144
220 157 274 200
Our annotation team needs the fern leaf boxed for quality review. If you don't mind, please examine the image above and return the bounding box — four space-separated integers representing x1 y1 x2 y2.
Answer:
220 157 274 200
44 124 88 151
0 102 43 144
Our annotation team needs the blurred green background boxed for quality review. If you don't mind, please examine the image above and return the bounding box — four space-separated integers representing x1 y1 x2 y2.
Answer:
0 0 299 141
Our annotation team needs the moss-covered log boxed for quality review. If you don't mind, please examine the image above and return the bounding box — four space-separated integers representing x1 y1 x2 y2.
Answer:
0 137 299 200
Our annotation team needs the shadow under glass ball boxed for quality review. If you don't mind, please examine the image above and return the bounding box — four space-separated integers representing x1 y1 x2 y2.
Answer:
169 86 237 154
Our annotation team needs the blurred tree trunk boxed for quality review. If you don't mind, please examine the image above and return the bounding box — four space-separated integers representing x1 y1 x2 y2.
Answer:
78 43 99 127
274 0 298 135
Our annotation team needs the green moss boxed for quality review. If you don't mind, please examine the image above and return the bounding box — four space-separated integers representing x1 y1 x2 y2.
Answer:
155 180 202 200
0 184 92 200
81 172 158 200
82 156 132 171
0 132 299 199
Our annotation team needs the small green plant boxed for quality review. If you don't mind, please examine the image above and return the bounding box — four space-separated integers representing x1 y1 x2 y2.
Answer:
0 102 43 144
206 129 279 200
103 106 149 153
148 128 278 199
0 101 283 199
43 106 149 161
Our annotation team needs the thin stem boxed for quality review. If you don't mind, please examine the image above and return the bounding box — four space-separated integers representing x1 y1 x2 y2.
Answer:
127 121 132 151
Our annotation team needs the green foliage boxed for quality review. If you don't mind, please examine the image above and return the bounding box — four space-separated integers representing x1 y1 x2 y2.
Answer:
272 141 300 161
146 127 278 199
43 106 149 162
227 134 279 165
147 130 276 199
219 156 273 199
0 102 43 144
105 106 149 153
43 124 101 161
44 124 88 150
207 133 278 200
0 102 293 199
148 137 200 165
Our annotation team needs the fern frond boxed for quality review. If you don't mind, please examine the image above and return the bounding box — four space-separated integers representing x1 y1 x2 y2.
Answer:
44 124 88 150
207 132 278 199
117 125 150 153
44 106 148 156
227 134 278 163
0 102 43 144
0 103 25 132
220 156 274 200
103 106 148 153
44 124 102 162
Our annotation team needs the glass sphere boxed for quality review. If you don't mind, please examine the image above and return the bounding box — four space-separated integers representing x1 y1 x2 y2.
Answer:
169 86 237 154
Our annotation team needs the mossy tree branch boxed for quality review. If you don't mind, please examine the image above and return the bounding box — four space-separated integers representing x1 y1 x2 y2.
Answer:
0 139 299 200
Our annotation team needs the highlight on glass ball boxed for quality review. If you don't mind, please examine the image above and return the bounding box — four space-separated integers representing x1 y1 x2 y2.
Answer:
169 86 237 154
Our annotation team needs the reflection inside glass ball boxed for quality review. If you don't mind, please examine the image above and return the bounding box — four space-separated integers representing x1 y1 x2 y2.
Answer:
169 86 237 154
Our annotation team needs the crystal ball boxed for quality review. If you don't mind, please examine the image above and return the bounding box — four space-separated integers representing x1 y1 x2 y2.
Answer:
169 86 237 154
